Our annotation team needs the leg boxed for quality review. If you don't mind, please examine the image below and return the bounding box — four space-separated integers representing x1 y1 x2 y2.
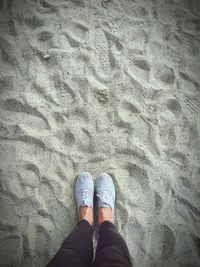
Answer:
94 173 132 267
46 172 95 267
93 220 132 267
46 219 93 267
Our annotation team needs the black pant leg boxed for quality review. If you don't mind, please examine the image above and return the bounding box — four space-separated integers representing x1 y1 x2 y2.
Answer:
93 221 132 267
46 219 93 267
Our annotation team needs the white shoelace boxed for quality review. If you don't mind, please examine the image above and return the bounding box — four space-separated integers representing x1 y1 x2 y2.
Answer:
96 191 110 205
81 189 89 205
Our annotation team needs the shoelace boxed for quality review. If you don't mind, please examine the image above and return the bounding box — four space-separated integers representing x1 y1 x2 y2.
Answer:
81 189 89 205
96 190 110 205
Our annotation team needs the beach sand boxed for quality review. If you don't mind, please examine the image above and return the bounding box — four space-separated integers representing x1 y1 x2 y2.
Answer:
0 0 200 266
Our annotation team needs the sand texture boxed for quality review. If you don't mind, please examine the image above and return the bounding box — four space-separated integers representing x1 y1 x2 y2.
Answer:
0 0 200 266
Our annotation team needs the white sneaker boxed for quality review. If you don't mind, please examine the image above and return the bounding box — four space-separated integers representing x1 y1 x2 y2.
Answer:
75 172 94 213
95 173 115 221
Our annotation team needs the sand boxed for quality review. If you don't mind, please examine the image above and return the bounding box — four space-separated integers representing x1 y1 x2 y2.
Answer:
0 0 200 266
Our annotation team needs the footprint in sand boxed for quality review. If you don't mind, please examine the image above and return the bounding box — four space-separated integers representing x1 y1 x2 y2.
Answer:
150 224 175 260
91 28 111 81
152 63 175 86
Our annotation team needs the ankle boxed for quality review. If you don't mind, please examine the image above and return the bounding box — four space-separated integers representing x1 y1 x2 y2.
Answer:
79 207 93 226
98 207 112 226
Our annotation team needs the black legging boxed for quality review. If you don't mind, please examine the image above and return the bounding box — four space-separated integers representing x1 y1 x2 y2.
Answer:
46 219 132 267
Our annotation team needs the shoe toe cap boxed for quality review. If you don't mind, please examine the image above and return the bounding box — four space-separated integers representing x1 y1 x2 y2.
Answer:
76 172 94 190
95 173 115 195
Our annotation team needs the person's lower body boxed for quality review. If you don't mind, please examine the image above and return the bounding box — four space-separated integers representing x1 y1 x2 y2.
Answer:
93 220 132 267
46 219 93 267
46 219 132 267
46 172 132 267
